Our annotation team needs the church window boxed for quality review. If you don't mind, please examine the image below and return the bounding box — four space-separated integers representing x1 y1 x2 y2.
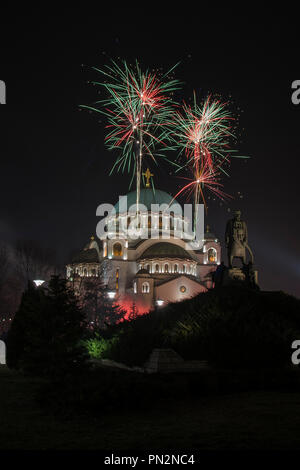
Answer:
145 264 150 272
170 212 175 230
91 269 96 276
113 242 123 257
116 268 119 291
155 264 160 273
183 264 187 273
142 282 150 293
83 268 87 276
180 285 186 293
165 263 169 273
208 248 217 263
174 263 178 273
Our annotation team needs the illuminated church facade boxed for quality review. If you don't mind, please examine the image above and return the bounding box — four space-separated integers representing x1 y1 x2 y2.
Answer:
66 179 221 312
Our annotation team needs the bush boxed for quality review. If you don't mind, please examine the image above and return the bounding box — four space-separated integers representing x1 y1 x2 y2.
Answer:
101 307 184 366
82 333 118 359
103 287 300 369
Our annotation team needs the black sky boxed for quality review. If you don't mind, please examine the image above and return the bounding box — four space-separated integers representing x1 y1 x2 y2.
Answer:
0 10 299 296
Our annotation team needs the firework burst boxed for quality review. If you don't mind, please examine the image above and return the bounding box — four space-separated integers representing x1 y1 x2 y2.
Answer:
168 93 238 176
165 92 245 227
172 159 232 212
80 59 181 210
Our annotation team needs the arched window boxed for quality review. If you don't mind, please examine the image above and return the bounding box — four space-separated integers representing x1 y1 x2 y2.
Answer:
208 248 217 263
113 242 123 257
91 269 96 276
145 264 150 272
170 211 175 230
83 268 87 276
116 268 119 291
155 264 160 273
183 264 187 273
142 282 150 293
165 263 169 273
174 263 178 273
133 282 137 294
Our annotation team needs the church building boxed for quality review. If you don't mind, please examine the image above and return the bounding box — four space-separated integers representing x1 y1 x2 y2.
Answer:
66 174 221 313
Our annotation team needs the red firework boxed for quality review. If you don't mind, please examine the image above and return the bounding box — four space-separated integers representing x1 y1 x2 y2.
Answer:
172 159 232 210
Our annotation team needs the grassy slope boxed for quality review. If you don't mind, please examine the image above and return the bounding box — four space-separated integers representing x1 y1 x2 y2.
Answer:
1 366 300 450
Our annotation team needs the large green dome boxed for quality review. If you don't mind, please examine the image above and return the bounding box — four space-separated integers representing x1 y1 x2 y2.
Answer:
140 242 192 260
114 188 181 214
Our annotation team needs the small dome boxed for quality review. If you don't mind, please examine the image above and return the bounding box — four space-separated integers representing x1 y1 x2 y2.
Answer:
83 237 101 251
204 225 217 241
204 232 217 240
140 242 193 260
114 188 182 215
135 269 150 276
71 248 99 264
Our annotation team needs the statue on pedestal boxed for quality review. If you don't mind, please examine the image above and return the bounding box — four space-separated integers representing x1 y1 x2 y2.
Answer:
225 210 254 269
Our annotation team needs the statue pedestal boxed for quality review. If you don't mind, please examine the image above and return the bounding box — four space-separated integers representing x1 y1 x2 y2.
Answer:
223 267 258 287
228 268 246 282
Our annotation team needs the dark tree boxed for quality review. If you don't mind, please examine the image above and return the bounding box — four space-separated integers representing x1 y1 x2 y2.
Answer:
6 276 88 378
69 275 126 329
127 303 139 321
6 281 45 368
0 243 22 336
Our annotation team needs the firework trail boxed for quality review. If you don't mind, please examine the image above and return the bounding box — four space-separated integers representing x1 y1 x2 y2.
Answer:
172 159 233 211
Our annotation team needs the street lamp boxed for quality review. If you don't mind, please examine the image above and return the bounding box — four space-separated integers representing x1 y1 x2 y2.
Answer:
107 291 116 299
33 280 45 287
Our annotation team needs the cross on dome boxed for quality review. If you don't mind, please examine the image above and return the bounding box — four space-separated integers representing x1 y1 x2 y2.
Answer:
142 168 154 188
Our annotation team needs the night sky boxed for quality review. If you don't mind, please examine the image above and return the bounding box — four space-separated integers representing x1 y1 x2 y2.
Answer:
0 11 299 297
